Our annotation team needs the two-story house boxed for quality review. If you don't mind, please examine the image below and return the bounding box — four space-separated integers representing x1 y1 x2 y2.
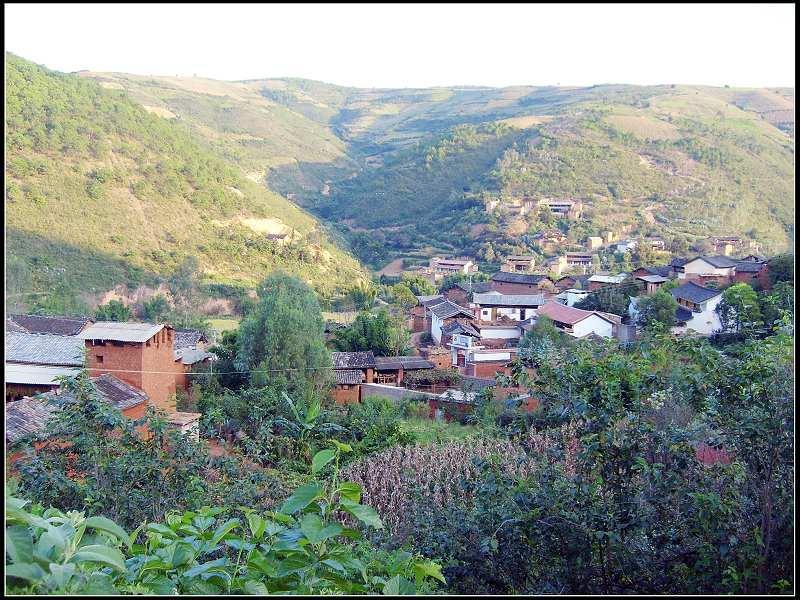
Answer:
669 281 723 335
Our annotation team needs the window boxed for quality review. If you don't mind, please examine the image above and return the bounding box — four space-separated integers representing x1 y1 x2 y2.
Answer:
96 355 104 363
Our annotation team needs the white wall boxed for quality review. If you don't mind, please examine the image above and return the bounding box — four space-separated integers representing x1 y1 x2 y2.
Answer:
681 259 732 278
682 295 722 335
480 327 521 340
470 350 514 362
571 315 614 338
566 290 589 307
431 315 443 344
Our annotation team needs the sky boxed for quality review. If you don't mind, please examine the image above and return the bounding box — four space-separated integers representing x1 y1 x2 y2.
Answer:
5 3 796 88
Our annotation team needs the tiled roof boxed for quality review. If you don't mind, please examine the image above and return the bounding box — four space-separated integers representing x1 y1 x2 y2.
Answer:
331 351 376 369
675 306 694 322
6 332 85 366
491 272 548 284
429 300 474 320
733 261 765 273
334 369 363 385
536 302 616 326
174 328 207 350
6 318 29 333
80 322 166 343
441 320 480 337
670 281 722 304
669 257 689 268
688 255 737 269
5 363 81 385
174 348 216 365
640 266 672 277
5 397 59 444
416 295 445 306
454 281 493 293
587 273 628 284
473 291 545 307
374 356 435 371
8 314 92 336
5 374 148 444
636 274 670 283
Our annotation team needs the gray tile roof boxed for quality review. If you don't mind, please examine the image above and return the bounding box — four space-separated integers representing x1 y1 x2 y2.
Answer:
374 356 435 371
331 351 376 369
5 374 148 444
6 332 85 366
416 295 445 306
491 272 548 285
6 318 29 333
174 347 216 365
79 322 166 343
174 328 207 351
453 281 493 293
733 261 765 273
7 314 92 336
670 281 722 304
636 274 670 283
429 300 474 320
675 306 694 322
640 266 672 277
441 320 480 337
690 255 737 269
334 369 363 385
5 364 81 385
472 291 545 307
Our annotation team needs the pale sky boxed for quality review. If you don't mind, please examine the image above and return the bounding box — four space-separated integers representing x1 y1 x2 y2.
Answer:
4 3 796 88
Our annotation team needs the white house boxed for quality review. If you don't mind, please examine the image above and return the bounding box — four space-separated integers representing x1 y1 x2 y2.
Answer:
669 281 723 335
557 288 590 307
472 291 545 322
679 256 737 280
535 301 616 339
427 299 475 344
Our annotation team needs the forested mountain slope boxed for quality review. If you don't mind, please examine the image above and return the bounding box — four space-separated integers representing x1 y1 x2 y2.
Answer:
77 70 794 270
5 54 368 311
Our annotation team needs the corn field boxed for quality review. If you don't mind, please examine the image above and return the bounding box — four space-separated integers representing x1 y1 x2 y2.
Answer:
340 424 580 533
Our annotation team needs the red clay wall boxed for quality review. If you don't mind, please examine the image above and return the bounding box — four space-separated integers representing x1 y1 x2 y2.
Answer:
491 281 542 294
465 360 511 378
332 384 361 405
5 382 58 402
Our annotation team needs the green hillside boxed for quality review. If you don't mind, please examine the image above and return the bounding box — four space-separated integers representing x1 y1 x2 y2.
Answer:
68 70 795 271
5 54 368 311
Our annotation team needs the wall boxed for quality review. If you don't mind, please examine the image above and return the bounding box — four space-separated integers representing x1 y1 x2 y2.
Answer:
684 295 723 335
572 315 614 338
5 382 57 402
682 260 732 277
479 326 521 341
431 315 444 344
443 288 469 306
465 360 510 378
332 384 361 405
491 281 542 294
361 383 438 403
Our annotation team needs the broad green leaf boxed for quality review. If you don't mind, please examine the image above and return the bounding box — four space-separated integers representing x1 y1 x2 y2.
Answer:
6 506 50 529
5 562 46 582
383 574 415 595
279 483 323 515
340 498 384 530
304 398 321 424
147 523 178 539
183 557 229 578
330 439 353 453
71 544 127 573
412 559 447 584
248 551 278 577
85 515 129 545
210 518 241 546
337 482 362 504
322 558 346 573
299 513 341 544
48 562 77 589
311 449 336 474
247 513 266 541
6 496 29 510
6 525 33 563
244 580 269 595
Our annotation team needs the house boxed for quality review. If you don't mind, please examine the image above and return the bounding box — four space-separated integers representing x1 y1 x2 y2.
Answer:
490 272 553 295
732 259 770 288
472 291 545 322
631 265 672 279
646 237 666 251
711 236 745 256
79 322 188 413
5 373 150 447
535 302 617 339
558 288 590 307
501 255 537 273
330 351 377 405
679 255 737 285
7 314 93 336
440 281 491 306
538 198 583 219
174 328 209 351
586 236 604 250
418 345 452 369
532 229 568 253
635 274 670 295
411 294 445 332
564 252 595 273
427 299 476 344
587 273 629 291
668 257 690 277
554 274 590 291
374 355 435 385
429 257 478 280
613 239 638 253
670 282 723 335
440 319 481 348
5 332 85 401
448 329 519 377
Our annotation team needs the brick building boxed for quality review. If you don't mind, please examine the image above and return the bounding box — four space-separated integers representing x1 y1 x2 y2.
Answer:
490 272 553 295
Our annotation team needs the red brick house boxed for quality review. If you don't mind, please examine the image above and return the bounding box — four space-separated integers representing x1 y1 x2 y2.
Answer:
490 272 554 295
331 351 376 405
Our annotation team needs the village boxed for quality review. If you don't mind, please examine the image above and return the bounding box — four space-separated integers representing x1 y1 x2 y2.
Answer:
5 227 778 445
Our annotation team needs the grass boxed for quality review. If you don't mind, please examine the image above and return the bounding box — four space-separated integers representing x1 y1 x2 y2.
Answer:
208 317 240 333
400 416 482 444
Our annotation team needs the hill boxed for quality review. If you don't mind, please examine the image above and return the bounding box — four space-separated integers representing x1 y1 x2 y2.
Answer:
74 71 794 271
5 54 368 313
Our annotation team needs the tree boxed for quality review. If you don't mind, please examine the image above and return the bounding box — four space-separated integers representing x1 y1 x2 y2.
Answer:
387 314 412 356
332 309 396 356
94 300 132 322
630 237 655 267
390 283 418 310
760 281 794 328
401 274 437 296
716 282 763 335
768 253 793 285
636 288 679 329
141 294 169 322
236 273 332 398
575 277 639 317
348 281 378 310
170 256 201 309
538 205 555 227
